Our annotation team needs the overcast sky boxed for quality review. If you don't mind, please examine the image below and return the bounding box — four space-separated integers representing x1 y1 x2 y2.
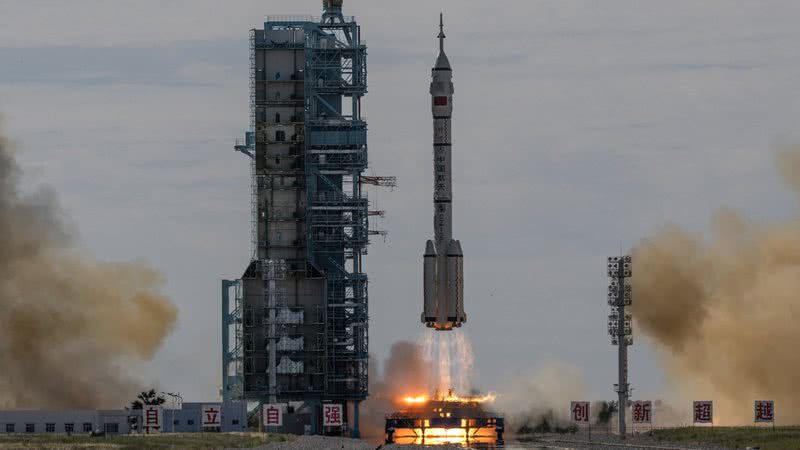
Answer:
2 0 800 403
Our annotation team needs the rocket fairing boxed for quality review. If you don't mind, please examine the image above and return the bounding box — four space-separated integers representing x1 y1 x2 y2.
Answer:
422 14 466 331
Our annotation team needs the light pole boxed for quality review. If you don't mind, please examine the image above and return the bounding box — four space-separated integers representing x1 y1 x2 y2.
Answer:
607 256 632 437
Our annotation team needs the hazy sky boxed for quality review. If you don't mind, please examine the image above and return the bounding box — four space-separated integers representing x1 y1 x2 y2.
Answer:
2 0 800 403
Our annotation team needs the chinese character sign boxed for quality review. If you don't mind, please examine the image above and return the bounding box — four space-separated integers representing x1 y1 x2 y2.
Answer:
755 400 774 423
570 402 590 423
263 404 283 427
632 401 653 424
202 404 221 427
323 404 343 427
143 405 163 434
693 401 713 424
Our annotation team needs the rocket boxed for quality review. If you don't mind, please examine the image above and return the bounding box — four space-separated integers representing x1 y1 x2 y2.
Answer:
422 14 466 331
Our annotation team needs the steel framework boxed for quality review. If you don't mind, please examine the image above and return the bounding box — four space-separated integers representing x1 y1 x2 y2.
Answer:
221 279 244 401
223 6 374 436
303 13 369 402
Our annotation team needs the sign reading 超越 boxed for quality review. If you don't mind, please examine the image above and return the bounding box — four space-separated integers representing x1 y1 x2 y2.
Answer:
143 405 163 434
263 404 283 427
754 400 775 423
632 401 653 424
202 404 222 428
570 401 590 423
323 404 343 427
693 401 713 424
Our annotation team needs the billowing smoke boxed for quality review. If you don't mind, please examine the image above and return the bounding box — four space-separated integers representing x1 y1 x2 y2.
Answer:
360 339 592 438
0 125 177 409
359 341 433 440
495 362 589 433
631 143 800 425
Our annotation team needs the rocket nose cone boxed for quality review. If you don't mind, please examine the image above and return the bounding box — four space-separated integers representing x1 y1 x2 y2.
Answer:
447 239 463 256
435 52 451 70
425 240 437 256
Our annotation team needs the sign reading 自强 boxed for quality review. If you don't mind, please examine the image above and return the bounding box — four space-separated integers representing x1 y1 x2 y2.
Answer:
693 401 713 424
143 405 163 434
323 404 343 427
632 401 652 424
570 401 590 423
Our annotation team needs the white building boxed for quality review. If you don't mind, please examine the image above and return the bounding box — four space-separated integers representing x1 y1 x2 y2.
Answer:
0 401 247 434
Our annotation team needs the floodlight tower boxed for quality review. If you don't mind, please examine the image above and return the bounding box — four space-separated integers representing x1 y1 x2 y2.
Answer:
607 256 632 436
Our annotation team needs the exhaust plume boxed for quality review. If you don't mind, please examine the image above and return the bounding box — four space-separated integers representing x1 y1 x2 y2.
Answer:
420 329 474 395
631 143 800 425
0 124 176 409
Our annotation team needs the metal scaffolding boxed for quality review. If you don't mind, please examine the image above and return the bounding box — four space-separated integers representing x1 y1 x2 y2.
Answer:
304 12 369 401
221 279 244 402
223 6 382 434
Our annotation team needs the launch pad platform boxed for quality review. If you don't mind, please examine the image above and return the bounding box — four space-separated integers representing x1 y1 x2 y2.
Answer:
385 398 504 446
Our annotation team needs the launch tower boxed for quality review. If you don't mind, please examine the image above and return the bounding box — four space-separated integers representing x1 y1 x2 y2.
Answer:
222 0 382 436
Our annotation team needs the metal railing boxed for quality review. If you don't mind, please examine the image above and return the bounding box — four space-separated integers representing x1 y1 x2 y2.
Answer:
266 15 357 23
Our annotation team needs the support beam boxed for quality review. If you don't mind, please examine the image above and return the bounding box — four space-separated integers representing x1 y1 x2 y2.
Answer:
352 400 360 438
221 279 239 402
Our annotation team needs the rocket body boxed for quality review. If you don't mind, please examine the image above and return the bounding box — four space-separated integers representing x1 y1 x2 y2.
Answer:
422 15 466 331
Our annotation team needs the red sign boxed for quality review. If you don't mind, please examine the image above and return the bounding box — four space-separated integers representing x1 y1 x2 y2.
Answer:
323 404 343 427
632 401 652 424
755 400 774 423
143 406 162 434
202 404 221 427
570 401 590 423
434 96 448 106
693 401 713 424
263 404 283 427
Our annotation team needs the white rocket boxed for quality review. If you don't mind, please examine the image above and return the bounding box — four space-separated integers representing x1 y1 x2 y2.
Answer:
422 14 466 331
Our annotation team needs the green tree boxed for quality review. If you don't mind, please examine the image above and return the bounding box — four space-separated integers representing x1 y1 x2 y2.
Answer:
130 389 166 410
596 400 618 433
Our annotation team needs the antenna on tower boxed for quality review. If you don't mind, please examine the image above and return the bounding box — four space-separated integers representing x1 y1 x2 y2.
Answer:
322 0 344 23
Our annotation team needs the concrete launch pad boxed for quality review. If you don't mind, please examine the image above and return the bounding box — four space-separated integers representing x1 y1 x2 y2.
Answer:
384 396 504 447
